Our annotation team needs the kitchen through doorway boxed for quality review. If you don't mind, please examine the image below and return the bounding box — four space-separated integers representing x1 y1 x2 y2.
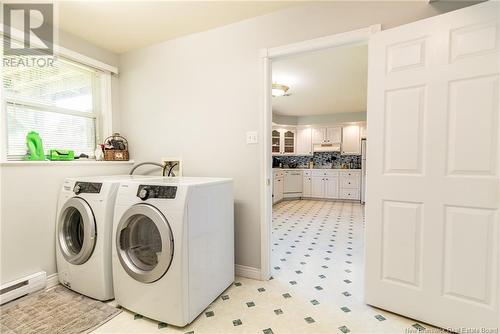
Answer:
259 27 380 284
261 29 398 329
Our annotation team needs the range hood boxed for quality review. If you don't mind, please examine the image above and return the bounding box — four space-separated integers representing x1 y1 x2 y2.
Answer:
313 143 341 152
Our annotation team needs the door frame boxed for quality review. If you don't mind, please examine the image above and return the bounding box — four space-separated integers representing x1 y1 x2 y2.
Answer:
259 24 381 280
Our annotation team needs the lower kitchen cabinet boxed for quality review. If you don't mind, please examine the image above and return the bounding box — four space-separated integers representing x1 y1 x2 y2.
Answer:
310 170 339 199
303 174 312 197
324 177 339 199
273 169 361 203
311 176 324 198
310 176 339 199
273 177 284 203
339 170 361 200
273 170 284 204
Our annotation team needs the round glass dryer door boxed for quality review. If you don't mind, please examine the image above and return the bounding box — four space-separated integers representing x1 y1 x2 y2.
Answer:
116 204 174 283
57 197 97 265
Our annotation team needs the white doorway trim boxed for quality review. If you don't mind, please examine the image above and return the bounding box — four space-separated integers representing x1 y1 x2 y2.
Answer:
259 24 381 280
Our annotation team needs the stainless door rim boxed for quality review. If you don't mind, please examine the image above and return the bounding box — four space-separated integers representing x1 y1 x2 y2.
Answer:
58 197 97 265
116 203 174 284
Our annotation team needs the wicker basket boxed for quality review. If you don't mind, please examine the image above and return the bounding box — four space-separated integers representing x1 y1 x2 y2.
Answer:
103 133 129 161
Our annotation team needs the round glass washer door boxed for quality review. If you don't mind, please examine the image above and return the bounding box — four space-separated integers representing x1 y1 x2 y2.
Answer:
116 204 174 283
57 197 97 265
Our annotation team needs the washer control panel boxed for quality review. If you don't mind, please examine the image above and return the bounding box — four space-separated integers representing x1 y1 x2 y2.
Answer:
137 185 177 200
74 182 102 194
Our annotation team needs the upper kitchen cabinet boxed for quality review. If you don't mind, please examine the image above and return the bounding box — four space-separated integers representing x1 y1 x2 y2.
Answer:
360 123 367 139
312 127 341 144
312 128 326 144
342 125 361 155
272 127 296 155
272 129 281 154
283 130 296 154
296 127 312 155
326 127 342 143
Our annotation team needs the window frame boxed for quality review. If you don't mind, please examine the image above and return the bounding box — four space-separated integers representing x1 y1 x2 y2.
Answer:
0 26 117 163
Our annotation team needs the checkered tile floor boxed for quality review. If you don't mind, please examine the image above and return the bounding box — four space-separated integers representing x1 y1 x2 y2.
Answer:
95 200 436 333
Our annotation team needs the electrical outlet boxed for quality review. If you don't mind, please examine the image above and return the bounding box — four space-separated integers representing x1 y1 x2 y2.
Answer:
246 131 258 144
161 157 182 177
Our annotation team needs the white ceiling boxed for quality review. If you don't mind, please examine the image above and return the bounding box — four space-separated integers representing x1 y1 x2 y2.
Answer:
272 44 368 116
54 1 306 54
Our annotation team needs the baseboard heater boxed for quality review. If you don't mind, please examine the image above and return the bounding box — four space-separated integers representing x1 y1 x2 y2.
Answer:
0 271 47 305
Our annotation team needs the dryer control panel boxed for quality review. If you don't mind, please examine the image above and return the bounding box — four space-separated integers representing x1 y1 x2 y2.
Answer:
137 185 177 200
74 182 102 194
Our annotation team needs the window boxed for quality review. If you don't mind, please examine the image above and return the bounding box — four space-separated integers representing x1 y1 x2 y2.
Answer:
3 56 103 160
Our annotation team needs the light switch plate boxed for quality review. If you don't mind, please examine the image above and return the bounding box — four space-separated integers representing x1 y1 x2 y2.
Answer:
246 131 258 144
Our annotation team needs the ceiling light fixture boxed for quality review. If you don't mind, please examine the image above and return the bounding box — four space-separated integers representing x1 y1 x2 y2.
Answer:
272 83 290 97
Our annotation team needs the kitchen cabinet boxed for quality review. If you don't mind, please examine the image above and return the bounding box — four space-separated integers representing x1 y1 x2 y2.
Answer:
360 123 367 139
324 177 339 199
272 129 281 155
342 125 361 155
302 171 311 197
339 170 361 200
272 128 296 155
312 128 326 144
311 177 324 198
310 170 340 199
327 127 342 143
283 130 295 154
274 168 361 202
296 128 312 155
273 170 284 204
312 127 341 144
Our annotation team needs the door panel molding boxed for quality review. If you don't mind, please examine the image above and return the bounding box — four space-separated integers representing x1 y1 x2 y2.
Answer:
450 20 499 63
383 85 426 175
446 74 499 176
386 37 427 73
443 205 497 307
381 200 423 289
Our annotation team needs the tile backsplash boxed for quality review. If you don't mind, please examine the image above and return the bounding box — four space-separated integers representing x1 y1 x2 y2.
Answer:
274 152 361 169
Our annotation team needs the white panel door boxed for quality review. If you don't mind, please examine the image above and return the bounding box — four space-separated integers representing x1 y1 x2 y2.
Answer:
311 177 324 198
296 128 312 155
365 1 499 330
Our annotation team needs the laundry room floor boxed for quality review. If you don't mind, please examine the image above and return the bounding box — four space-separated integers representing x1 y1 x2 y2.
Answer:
94 200 437 334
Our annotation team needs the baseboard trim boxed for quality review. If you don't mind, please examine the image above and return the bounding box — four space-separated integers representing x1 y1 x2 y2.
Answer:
46 273 59 289
235 265 261 280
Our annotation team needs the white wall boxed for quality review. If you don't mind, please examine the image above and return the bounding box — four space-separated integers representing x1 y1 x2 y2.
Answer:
0 30 124 284
0 163 133 283
118 1 475 270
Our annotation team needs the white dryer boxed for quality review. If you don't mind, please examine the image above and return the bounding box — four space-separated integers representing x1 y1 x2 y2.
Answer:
112 177 234 326
56 175 153 301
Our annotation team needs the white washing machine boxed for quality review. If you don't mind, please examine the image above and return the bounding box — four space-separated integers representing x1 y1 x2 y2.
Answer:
112 177 234 326
56 175 153 301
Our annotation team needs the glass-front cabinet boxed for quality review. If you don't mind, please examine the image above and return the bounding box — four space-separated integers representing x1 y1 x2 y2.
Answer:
283 130 295 153
272 130 281 154
272 127 296 155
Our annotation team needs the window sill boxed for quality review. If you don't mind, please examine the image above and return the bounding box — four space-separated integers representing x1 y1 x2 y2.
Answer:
1 160 135 167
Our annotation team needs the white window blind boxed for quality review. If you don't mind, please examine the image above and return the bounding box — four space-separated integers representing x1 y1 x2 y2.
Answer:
3 56 101 159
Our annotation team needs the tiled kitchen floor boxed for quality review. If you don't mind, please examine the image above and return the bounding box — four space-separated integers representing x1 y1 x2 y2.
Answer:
95 200 436 334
